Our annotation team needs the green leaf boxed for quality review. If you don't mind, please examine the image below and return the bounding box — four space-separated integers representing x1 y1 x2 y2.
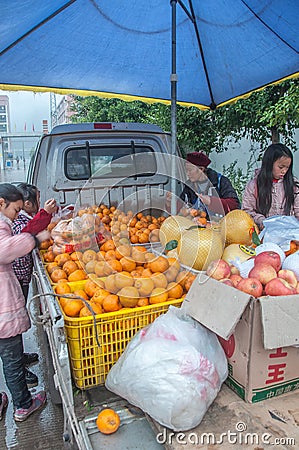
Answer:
252 229 261 246
165 240 178 251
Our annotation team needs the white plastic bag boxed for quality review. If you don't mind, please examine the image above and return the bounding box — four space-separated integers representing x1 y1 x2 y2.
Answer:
259 215 299 250
105 306 228 431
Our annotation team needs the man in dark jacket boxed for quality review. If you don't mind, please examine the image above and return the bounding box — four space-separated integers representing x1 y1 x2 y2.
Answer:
179 152 240 217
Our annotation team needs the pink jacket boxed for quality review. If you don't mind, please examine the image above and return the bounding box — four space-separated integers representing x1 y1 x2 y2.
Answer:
0 214 36 338
242 171 299 229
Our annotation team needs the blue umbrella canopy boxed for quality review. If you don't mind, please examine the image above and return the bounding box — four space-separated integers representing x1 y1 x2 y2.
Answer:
0 0 298 109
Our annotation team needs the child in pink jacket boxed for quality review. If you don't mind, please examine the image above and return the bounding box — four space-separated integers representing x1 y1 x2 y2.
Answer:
0 183 48 422
242 144 299 230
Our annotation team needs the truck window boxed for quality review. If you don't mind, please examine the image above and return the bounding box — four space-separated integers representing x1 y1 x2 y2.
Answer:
65 145 156 180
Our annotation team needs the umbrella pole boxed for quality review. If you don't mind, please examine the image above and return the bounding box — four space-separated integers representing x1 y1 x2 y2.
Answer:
170 0 178 215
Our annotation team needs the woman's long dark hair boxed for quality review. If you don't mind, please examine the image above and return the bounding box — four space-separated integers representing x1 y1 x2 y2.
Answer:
0 183 24 205
256 144 295 216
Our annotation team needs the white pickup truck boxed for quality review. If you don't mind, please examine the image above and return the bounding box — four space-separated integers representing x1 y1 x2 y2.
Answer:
27 122 183 449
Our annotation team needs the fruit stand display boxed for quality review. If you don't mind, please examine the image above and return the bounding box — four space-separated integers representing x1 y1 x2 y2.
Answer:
39 207 198 389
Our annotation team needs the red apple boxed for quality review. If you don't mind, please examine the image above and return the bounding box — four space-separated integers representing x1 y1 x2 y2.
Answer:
206 259 231 281
237 277 263 298
254 251 281 272
264 278 297 296
249 263 277 285
220 278 234 287
278 269 298 289
230 274 243 287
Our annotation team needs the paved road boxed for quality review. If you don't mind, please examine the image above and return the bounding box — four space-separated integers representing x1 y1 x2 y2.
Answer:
0 166 67 449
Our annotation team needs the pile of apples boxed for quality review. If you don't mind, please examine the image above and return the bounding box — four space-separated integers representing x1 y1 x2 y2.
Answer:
206 251 299 298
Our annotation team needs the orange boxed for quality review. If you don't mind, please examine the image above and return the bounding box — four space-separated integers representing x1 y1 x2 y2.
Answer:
80 301 103 317
43 250 55 262
149 287 168 304
166 282 183 299
54 253 72 267
51 268 68 283
84 278 103 298
104 250 117 261
134 277 154 297
184 274 196 291
96 408 120 435
82 249 98 264
151 272 168 289
148 256 169 273
63 298 84 317
54 282 71 295
176 271 190 288
70 251 83 261
119 257 136 273
107 259 123 273
68 269 87 282
91 288 110 305
167 257 181 271
137 297 149 307
118 286 139 308
73 289 89 301
46 262 59 274
114 272 134 290
63 260 80 276
102 295 121 313
100 239 116 252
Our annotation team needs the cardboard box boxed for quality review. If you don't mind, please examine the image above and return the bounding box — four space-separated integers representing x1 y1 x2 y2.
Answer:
183 275 299 403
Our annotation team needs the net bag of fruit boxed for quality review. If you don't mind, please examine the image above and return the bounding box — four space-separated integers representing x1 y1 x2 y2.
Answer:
105 306 228 431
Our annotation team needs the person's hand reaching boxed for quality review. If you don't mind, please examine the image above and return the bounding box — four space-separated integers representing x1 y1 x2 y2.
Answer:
44 198 57 215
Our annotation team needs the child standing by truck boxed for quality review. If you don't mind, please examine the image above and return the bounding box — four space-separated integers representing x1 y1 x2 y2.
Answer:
0 183 48 421
12 183 57 386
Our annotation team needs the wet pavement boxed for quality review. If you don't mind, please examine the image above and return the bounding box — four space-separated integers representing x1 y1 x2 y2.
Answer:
0 166 67 449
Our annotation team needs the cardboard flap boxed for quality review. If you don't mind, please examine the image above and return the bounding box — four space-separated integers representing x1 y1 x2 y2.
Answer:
259 296 299 349
182 274 252 339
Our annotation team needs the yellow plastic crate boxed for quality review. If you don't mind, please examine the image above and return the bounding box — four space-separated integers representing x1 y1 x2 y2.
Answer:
56 281 183 389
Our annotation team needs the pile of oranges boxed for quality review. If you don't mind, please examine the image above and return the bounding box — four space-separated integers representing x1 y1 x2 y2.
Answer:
48 240 196 318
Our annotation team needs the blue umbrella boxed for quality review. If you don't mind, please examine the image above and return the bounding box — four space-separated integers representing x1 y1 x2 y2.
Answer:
0 0 298 108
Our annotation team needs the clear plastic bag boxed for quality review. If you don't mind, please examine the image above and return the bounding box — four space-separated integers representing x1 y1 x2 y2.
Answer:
105 306 228 431
259 215 299 250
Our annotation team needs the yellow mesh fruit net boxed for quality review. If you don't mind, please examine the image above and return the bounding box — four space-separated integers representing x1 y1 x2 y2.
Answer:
177 227 224 270
159 215 194 247
220 210 256 246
